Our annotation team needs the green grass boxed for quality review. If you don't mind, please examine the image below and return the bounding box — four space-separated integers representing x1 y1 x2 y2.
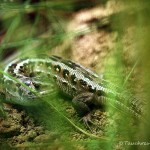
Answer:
0 0 150 150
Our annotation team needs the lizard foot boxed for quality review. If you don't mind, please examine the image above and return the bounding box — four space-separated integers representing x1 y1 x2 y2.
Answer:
80 113 99 132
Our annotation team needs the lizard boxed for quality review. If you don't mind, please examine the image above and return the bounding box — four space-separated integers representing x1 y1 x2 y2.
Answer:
2 55 144 127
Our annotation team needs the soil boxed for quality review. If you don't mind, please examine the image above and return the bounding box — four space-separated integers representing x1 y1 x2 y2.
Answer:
0 104 55 147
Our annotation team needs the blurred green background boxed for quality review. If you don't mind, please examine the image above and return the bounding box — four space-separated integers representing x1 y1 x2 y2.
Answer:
0 0 150 149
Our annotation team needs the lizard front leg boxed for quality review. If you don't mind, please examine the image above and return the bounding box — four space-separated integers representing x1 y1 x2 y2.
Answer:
72 93 135 130
72 92 95 116
72 92 104 130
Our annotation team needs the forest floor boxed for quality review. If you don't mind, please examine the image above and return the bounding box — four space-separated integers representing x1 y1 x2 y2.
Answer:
0 0 145 149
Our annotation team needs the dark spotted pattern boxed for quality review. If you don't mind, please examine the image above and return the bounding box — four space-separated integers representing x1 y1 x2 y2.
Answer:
71 74 77 85
63 69 69 78
62 81 68 87
79 79 87 87
3 56 143 120
88 85 96 93
54 65 61 72
61 60 75 69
